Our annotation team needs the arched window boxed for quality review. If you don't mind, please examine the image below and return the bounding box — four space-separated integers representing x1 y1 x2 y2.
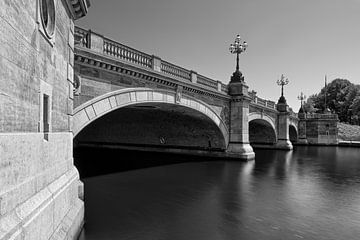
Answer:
40 0 55 38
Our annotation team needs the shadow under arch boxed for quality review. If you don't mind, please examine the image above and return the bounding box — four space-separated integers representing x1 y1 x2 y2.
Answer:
73 88 229 147
289 123 298 143
248 113 277 146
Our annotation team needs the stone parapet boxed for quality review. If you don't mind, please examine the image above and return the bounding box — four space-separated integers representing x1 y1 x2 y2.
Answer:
74 26 227 94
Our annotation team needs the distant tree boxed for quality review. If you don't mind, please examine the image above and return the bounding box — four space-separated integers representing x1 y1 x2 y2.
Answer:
303 95 318 113
310 79 359 122
350 93 360 125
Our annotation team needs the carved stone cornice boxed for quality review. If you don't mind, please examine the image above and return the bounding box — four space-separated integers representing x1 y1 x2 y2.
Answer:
74 52 231 102
65 0 90 20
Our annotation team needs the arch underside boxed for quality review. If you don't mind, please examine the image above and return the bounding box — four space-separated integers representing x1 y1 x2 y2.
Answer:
289 124 298 143
73 88 229 151
248 112 277 145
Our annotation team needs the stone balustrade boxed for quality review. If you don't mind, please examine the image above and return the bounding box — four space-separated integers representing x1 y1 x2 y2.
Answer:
74 26 227 94
251 96 276 110
197 74 219 90
160 60 192 82
221 83 228 93
103 37 153 68
289 109 298 119
304 113 338 120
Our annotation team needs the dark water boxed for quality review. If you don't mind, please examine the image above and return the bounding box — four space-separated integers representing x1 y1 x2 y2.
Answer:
77 147 360 240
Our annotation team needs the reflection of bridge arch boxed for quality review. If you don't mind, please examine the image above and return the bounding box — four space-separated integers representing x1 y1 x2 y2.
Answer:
73 88 229 147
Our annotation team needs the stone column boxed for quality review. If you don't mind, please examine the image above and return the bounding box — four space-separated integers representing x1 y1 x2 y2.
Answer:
152 55 162 72
190 70 197 83
89 30 104 53
227 73 255 160
297 109 308 144
276 103 293 149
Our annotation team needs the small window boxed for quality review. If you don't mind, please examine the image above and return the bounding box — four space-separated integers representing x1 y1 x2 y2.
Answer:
43 94 50 140
40 0 55 38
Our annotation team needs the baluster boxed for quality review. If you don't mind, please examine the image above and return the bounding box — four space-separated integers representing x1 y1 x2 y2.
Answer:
131 52 135 63
120 48 124 59
107 43 111 54
135 53 139 64
106 43 111 54
115 45 118 57
105 42 109 54
110 44 113 56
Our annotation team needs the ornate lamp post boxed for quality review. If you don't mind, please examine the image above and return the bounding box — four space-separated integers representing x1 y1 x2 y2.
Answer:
297 92 306 112
229 35 248 82
277 74 289 104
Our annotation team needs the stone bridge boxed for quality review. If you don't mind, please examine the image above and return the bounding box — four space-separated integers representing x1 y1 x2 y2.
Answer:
73 27 299 159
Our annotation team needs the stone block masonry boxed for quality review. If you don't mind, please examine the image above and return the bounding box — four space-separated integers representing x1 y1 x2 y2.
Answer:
0 0 89 239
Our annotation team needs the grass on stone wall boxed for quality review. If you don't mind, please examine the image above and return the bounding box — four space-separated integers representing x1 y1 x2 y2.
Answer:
338 122 360 141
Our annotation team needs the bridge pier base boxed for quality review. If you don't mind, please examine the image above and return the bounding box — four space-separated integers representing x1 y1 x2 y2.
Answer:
227 142 255 160
275 103 293 150
275 139 293 150
227 76 255 161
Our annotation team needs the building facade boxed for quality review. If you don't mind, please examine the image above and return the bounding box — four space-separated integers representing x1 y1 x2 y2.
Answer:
0 0 89 239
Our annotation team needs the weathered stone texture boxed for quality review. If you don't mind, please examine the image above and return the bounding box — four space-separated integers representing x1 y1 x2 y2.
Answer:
0 0 73 133
305 119 338 144
0 0 86 239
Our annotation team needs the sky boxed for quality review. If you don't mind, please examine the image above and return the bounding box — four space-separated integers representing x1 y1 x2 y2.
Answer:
77 0 360 110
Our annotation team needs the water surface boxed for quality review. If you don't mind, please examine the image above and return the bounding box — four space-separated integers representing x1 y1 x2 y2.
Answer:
77 147 360 240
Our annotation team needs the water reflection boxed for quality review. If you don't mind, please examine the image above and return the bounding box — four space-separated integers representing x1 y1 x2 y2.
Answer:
78 147 360 240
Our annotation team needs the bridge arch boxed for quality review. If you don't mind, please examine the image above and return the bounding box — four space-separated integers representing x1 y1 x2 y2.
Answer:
289 122 298 143
248 112 277 134
248 112 277 145
73 88 229 148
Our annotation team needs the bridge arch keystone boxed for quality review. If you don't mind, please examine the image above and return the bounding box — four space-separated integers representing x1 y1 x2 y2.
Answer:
73 88 229 146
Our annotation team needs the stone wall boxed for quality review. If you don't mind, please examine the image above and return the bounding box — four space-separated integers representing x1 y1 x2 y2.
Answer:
305 119 338 145
0 0 87 239
74 60 231 129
